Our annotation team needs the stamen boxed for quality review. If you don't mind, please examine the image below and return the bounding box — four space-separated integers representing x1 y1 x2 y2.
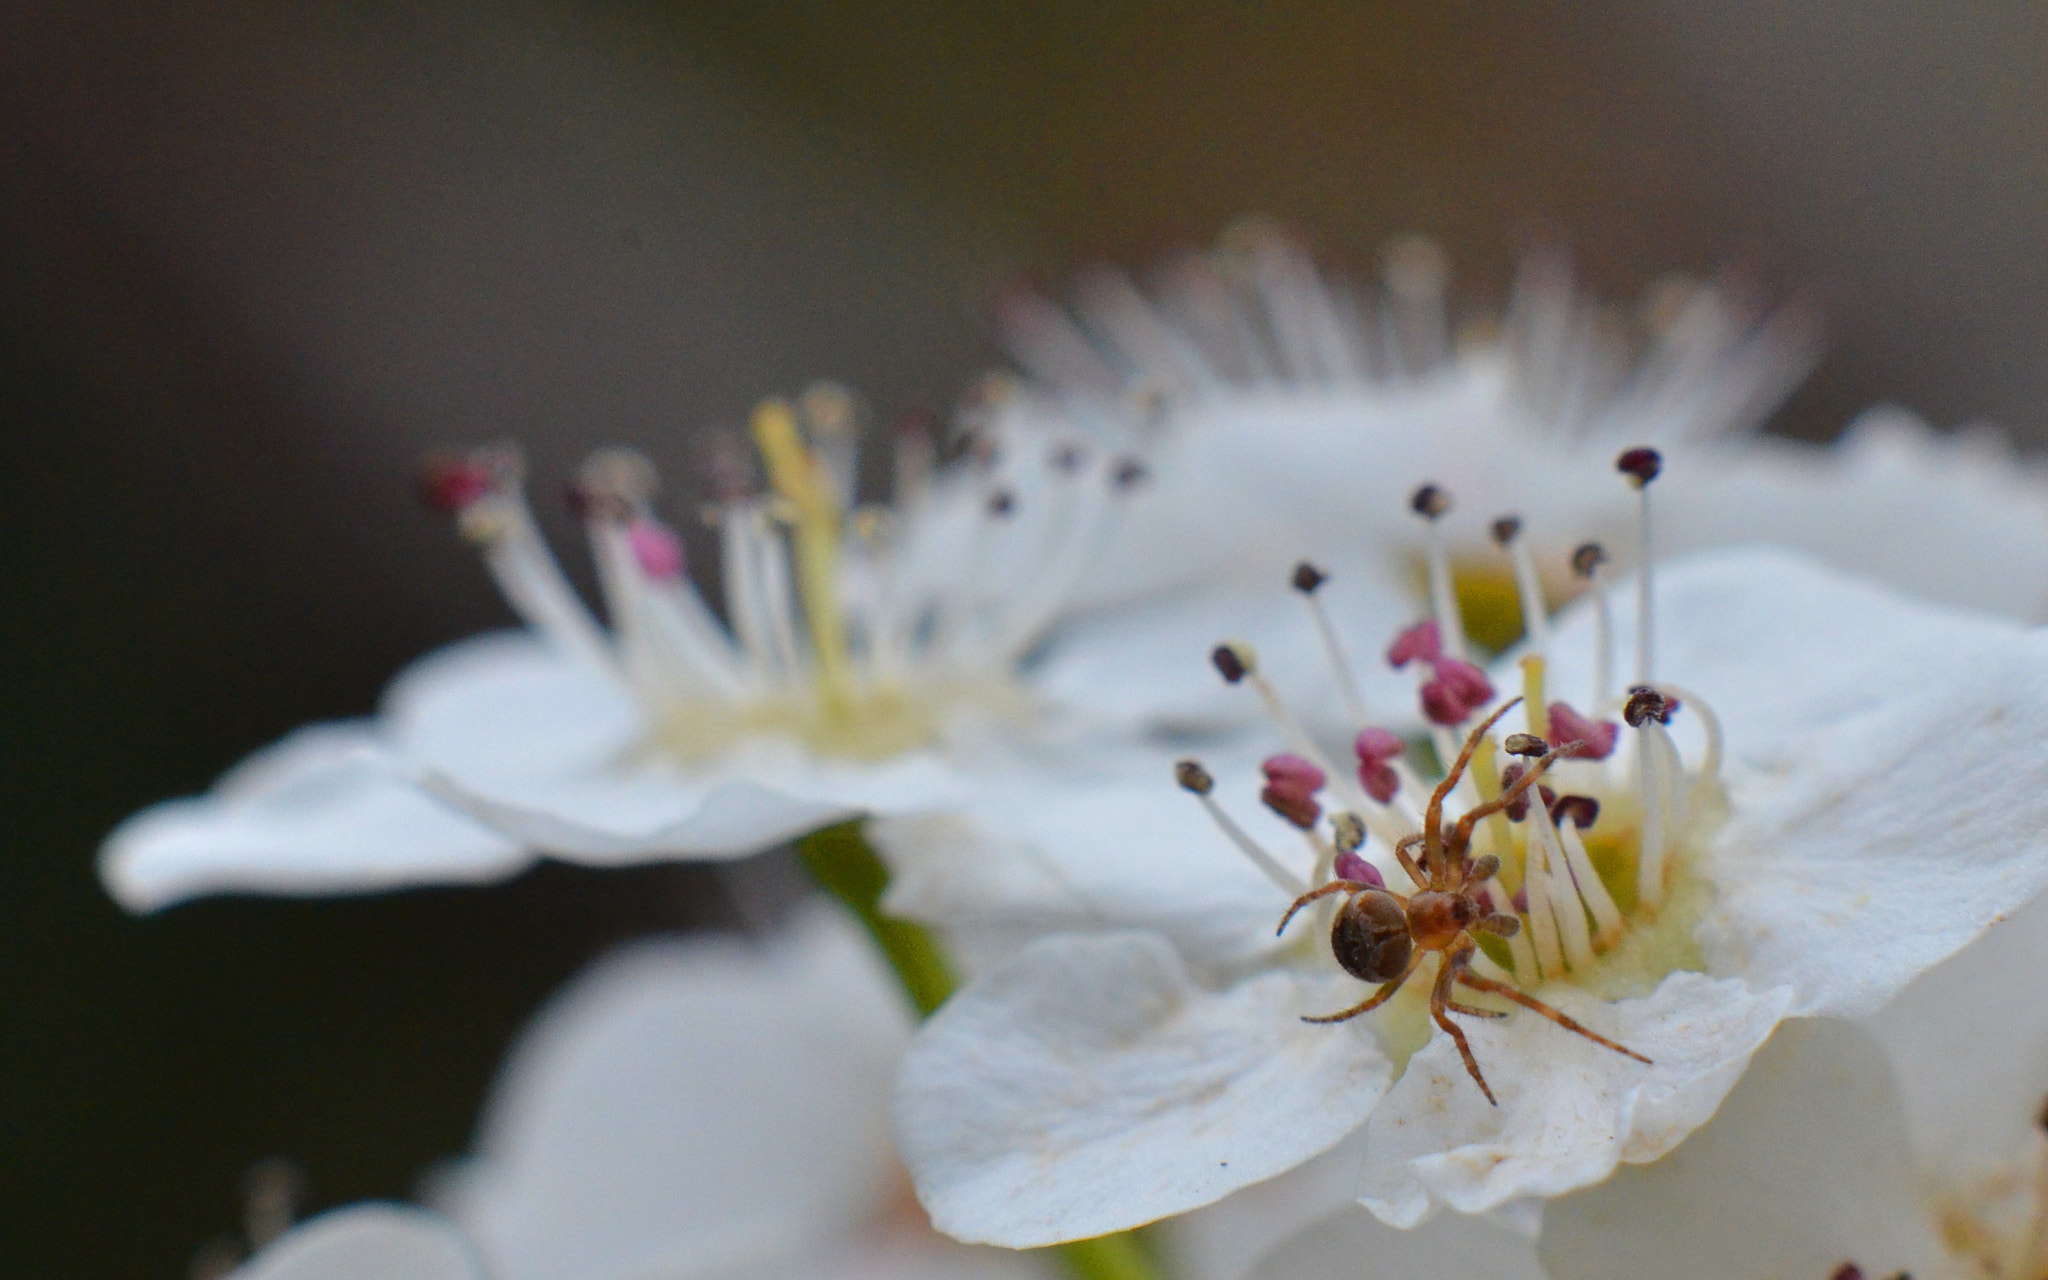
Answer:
797 381 862 513
1547 702 1619 759
1530 807 1596 969
1492 515 1551 651
1615 447 1662 685
1176 759 1308 897
420 447 616 675
1382 234 1451 375
752 399 855 717
1555 814 1626 949
1573 542 1613 710
1519 655 1549 741
1260 754 1326 830
1353 728 1404 804
1625 687 1679 908
1292 561 1369 726
1410 483 1469 660
891 410 937 511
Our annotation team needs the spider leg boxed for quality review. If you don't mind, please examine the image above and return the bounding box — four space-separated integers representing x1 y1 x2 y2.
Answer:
1445 999 1509 1019
1456 971 1653 1065
1302 950 1424 1024
1275 879 1386 936
1447 742 1570 859
1424 698 1523 878
1430 948 1498 1105
1391 833 1427 887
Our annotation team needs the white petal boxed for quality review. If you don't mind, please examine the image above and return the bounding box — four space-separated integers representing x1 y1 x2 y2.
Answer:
1541 548 2048 1017
1246 1203 1544 1280
100 723 522 911
1032 563 1417 737
1661 408 2048 621
231 1205 483 1280
1160 1132 1371 1280
435 903 912 1280
1538 1019 1945 1280
1867 884 2048 1181
896 932 1390 1248
1355 971 1791 1226
871 758 1299 974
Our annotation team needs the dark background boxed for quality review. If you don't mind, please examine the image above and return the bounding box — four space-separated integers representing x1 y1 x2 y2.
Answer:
4 3 2045 1274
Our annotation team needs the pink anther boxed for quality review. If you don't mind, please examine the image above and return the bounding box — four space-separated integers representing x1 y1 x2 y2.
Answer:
628 520 685 580
1547 702 1618 760
419 454 495 514
1386 618 1442 669
1260 753 1326 830
1333 852 1384 888
1353 727 1404 803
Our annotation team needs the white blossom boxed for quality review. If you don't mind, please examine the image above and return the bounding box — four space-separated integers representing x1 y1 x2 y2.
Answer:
888 546 2048 1244
229 904 1046 1280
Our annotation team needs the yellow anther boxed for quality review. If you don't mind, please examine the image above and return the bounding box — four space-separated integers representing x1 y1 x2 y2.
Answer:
750 398 855 717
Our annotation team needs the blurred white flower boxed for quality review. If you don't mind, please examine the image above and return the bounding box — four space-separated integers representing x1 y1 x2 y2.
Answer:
99 383 1294 911
228 904 1047 1280
888 539 2048 1245
1013 224 2048 678
1541 888 2048 1280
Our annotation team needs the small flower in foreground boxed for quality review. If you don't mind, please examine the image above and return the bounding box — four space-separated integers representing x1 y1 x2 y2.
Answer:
1543 891 2048 1280
100 382 1206 911
224 905 1048 1280
1009 222 2048 644
884 459 2048 1245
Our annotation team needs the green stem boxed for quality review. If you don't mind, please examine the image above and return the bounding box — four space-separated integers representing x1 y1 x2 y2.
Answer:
794 822 1166 1280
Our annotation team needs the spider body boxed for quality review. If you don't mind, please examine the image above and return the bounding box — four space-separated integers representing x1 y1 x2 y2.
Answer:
1278 698 1651 1105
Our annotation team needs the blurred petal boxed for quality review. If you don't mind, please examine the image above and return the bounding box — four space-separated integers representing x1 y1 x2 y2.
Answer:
1539 1019 1945 1280
896 932 1390 1247
1246 1203 1543 1280
1355 972 1792 1226
1868 886 2048 1182
99 722 521 911
434 903 912 1280
232 1205 482 1280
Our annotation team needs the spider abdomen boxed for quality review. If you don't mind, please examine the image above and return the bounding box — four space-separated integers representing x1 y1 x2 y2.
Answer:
1330 889 1413 983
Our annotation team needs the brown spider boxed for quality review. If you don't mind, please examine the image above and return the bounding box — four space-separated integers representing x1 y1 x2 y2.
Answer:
1277 698 1651 1105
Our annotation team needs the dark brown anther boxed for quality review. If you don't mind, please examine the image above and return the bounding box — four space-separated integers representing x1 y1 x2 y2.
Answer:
987 489 1016 517
1571 542 1607 579
1616 446 1663 488
1467 853 1500 882
1175 759 1215 795
1503 733 1549 757
1490 516 1523 547
1499 762 1530 821
1051 442 1086 474
1292 561 1329 594
1829 1266 1865 1280
1112 457 1148 490
2036 1093 2048 1132
1262 789 1321 830
1410 483 1451 520
1623 687 1675 727
1211 643 1252 684
1550 795 1601 830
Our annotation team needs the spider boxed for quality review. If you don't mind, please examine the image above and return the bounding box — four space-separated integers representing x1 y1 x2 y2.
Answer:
1277 697 1651 1105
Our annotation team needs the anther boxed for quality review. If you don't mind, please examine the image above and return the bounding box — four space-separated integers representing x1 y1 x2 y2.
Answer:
1481 913 1522 937
628 520 685 580
1260 754 1326 830
1623 687 1675 727
987 489 1016 517
1112 457 1148 490
1550 794 1600 830
1333 850 1384 888
1410 483 1451 520
1616 446 1663 488
1175 759 1215 795
1571 542 1606 579
1354 727 1404 804
1503 733 1548 757
1292 561 1329 594
1051 442 1086 474
1386 619 1442 669
1830 1267 1865 1280
1467 854 1500 882
1490 515 1523 546
1499 763 1530 821
1547 702 1619 759
1211 642 1254 684
419 450 504 515
1329 811 1366 852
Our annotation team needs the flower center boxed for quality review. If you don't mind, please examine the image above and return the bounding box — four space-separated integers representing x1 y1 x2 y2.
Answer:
422 382 1141 762
1180 449 1724 1059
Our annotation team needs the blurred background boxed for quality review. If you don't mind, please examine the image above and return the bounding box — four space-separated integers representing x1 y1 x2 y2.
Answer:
3 2 2044 1273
